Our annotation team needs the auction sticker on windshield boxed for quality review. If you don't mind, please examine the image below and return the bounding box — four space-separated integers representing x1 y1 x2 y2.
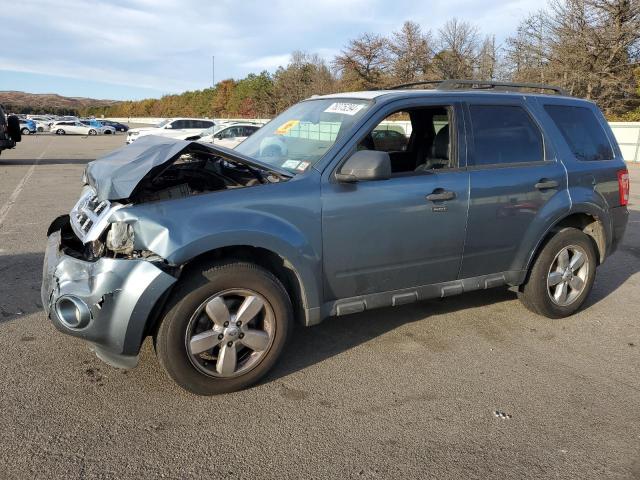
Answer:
324 102 366 116
282 160 301 170
275 120 300 135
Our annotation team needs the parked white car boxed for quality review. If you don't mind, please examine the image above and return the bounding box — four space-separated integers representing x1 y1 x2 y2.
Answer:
195 122 262 149
126 118 215 144
50 121 98 135
33 120 52 132
28 115 55 131
80 120 116 135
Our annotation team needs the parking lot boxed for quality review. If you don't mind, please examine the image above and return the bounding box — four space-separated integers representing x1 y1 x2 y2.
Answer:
0 134 639 479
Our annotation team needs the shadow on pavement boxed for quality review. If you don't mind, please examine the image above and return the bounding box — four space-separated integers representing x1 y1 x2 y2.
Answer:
0 159 93 166
266 287 515 384
0 252 45 322
586 209 640 308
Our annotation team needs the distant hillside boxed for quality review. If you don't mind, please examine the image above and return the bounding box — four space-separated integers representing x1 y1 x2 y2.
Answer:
0 91 121 115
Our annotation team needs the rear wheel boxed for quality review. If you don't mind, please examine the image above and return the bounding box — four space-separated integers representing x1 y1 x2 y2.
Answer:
518 228 596 318
88 129 97 135
155 261 292 395
56 129 65 135
21 128 30 135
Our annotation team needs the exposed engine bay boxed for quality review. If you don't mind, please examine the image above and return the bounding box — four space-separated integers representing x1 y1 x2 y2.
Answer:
61 139 292 262
131 151 268 203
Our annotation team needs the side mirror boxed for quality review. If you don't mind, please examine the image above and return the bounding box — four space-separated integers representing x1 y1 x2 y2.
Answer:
335 150 391 183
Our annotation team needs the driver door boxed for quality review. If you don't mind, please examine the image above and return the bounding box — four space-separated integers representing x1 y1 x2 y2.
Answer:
321 101 470 301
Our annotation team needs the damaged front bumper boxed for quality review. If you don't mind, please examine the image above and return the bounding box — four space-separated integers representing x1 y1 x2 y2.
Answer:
41 230 177 368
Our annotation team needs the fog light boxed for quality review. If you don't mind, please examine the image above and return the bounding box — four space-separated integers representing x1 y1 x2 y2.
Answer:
55 296 91 329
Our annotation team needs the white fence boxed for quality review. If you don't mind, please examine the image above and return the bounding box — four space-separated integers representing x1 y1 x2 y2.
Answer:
610 122 640 163
106 116 640 163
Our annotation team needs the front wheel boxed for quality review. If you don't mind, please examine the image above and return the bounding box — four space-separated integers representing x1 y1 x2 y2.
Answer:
56 129 65 135
518 228 597 318
155 261 292 395
88 129 97 135
21 128 30 135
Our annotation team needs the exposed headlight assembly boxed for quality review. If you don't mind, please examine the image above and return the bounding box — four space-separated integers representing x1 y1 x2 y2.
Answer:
106 222 135 254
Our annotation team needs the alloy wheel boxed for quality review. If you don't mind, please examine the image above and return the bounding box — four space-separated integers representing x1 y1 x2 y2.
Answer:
185 289 275 378
547 245 589 306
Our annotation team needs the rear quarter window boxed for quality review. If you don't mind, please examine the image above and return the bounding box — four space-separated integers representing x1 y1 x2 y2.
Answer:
544 105 613 161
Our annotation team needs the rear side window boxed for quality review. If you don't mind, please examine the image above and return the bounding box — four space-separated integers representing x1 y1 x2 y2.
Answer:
469 105 544 166
544 105 613 161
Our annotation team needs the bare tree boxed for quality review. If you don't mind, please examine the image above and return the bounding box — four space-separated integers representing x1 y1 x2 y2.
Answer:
432 18 480 78
505 0 639 115
477 35 499 79
332 33 390 90
388 21 432 84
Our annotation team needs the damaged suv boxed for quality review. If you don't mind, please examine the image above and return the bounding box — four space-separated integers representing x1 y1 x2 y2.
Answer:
42 80 629 395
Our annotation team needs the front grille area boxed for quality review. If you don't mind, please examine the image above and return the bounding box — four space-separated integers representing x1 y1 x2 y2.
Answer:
70 188 121 243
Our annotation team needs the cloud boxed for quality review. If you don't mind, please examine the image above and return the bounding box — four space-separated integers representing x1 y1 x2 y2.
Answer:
239 55 292 71
0 0 543 98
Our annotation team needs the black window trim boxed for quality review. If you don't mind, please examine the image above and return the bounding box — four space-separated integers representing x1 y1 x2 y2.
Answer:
465 102 549 170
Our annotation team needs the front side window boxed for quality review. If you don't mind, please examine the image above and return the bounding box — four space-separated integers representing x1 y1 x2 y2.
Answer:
356 106 454 174
235 98 372 173
468 105 544 166
544 105 613 161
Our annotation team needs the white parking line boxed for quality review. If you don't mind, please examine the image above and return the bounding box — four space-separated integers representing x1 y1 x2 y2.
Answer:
0 139 52 229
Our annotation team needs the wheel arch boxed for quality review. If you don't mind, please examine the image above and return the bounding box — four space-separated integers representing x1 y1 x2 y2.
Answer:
144 244 314 342
525 210 606 276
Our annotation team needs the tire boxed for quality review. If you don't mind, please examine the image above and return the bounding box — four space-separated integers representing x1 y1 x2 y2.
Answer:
88 129 97 135
21 128 30 135
155 261 293 395
56 129 65 135
37 127 44 133
518 227 597 318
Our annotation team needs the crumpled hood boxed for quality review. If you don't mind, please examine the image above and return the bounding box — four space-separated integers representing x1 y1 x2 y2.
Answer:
85 135 292 201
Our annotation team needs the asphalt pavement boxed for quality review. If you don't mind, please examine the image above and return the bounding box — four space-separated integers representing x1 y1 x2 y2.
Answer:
0 133 639 479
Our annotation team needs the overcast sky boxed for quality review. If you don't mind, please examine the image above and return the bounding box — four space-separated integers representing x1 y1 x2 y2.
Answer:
0 0 541 100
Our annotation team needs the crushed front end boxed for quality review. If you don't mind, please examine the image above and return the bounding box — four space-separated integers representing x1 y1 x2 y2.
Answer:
41 137 290 369
41 191 177 368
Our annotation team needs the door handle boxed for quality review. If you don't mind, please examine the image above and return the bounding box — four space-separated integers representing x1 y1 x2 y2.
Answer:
426 190 456 202
534 179 559 190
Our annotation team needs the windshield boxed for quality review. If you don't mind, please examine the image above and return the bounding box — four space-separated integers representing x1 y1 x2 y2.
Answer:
156 119 171 128
235 98 372 173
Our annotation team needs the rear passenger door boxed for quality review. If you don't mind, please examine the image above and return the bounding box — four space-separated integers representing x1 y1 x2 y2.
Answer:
460 99 569 279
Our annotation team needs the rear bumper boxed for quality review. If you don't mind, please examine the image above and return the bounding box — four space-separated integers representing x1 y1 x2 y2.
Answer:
608 205 629 256
41 230 177 368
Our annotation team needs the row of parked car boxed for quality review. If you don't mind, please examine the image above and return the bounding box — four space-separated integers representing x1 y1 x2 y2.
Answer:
14 114 129 136
126 118 264 149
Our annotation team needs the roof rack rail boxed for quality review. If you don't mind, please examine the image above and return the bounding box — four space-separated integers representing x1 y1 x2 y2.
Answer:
387 79 568 96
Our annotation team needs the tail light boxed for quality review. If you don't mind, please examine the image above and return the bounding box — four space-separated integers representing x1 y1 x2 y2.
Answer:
617 169 630 206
